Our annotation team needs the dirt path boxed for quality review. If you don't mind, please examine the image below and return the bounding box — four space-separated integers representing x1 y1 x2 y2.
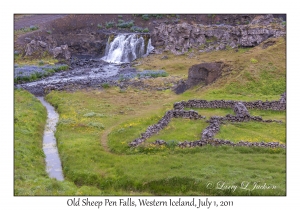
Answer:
100 101 176 153
14 14 67 30
100 115 133 153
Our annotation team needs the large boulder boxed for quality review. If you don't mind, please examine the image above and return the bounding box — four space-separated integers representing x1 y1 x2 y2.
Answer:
25 40 37 56
234 102 250 118
173 61 226 94
187 62 223 86
52 47 63 58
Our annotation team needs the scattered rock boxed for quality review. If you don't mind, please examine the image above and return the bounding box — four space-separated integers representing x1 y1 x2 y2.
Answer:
38 41 47 48
250 14 274 25
52 47 62 58
234 102 250 118
201 118 220 140
173 80 189 94
25 40 37 56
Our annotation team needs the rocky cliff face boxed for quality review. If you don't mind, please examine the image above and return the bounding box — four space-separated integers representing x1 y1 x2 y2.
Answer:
151 15 286 55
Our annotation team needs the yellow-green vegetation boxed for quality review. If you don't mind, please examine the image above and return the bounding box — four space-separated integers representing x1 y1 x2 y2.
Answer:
14 37 286 195
44 88 285 195
15 89 116 195
147 118 209 142
137 37 286 101
14 54 59 66
215 121 286 143
14 25 39 37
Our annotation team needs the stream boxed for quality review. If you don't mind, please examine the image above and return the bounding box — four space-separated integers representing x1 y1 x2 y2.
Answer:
16 34 156 181
37 97 64 181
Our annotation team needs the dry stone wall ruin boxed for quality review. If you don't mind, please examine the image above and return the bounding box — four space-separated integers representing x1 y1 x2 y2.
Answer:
129 93 286 149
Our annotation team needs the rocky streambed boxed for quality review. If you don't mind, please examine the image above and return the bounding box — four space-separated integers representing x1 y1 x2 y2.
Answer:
15 56 172 96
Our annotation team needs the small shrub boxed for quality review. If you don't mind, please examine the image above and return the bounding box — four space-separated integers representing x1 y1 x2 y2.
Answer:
58 118 74 125
117 20 134 28
38 60 44 66
101 83 110 88
29 25 39 31
97 24 103 29
52 65 69 71
142 28 149 33
142 14 150 21
250 58 258 64
87 122 105 129
119 74 125 82
105 21 115 29
137 70 168 78
30 73 37 81
118 15 123 18
130 26 143 32
152 14 164 19
83 112 96 117
166 140 178 149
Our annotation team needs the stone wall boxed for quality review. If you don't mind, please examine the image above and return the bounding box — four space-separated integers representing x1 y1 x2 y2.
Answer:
173 93 286 111
129 110 204 147
129 93 286 148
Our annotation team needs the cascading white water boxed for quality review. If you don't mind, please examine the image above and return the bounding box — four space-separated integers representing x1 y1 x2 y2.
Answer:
102 34 154 64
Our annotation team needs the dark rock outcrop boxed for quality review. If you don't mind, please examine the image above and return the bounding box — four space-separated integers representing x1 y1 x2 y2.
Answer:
151 15 285 55
25 39 71 60
187 62 223 86
174 62 227 94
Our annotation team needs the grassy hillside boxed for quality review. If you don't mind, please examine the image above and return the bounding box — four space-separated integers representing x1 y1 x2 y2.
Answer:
14 36 286 195
14 89 104 195
137 37 286 101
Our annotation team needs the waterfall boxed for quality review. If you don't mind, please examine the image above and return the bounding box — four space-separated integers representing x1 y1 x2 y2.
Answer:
102 34 154 64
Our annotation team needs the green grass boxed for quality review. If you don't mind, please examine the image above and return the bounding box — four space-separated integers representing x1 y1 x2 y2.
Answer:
14 64 69 84
42 88 286 195
14 54 58 66
14 89 76 195
14 89 125 195
146 118 208 142
14 36 286 196
14 25 39 36
215 121 286 143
